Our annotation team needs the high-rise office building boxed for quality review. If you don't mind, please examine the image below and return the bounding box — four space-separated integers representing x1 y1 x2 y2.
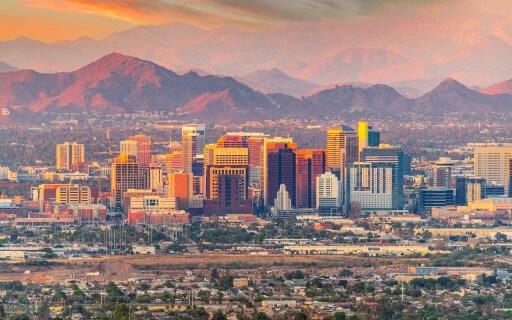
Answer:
274 184 292 212
433 157 456 187
56 185 91 205
38 183 82 210
296 149 326 208
357 120 380 154
164 152 183 173
418 187 455 213
128 134 152 167
349 162 398 211
326 125 358 171
111 154 142 210
169 172 193 209
210 147 249 166
120 140 138 158
455 176 486 205
486 184 505 197
218 132 267 190
247 136 266 188
56 142 85 171
263 137 297 206
265 142 297 207
182 124 206 173
316 172 341 213
361 145 406 209
192 155 205 195
204 165 251 214
474 146 512 195
205 165 248 201
148 163 163 192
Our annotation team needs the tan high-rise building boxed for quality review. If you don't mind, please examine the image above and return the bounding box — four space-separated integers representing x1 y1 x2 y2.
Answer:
111 154 142 210
164 152 183 173
149 163 163 192
211 147 249 166
56 142 84 171
56 185 90 205
120 140 138 158
206 165 248 201
474 146 512 194
37 183 74 210
326 125 358 171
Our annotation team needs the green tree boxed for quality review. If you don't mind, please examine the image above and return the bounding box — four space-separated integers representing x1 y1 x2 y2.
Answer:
253 312 272 320
113 303 129 320
331 312 346 320
212 310 227 320
293 311 308 320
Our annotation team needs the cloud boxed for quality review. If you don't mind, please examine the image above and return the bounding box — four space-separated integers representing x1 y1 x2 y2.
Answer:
26 0 445 28
25 0 261 28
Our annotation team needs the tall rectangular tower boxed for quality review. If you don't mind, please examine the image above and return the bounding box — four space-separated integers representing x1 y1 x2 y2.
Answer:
296 149 326 208
56 142 84 171
182 124 205 173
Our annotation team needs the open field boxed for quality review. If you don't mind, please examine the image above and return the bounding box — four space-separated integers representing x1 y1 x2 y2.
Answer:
0 253 428 284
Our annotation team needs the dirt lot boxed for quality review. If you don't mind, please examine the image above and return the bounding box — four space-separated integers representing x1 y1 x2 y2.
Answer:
0 253 427 284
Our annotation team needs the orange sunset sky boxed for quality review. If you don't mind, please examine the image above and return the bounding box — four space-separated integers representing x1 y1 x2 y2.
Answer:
0 0 510 43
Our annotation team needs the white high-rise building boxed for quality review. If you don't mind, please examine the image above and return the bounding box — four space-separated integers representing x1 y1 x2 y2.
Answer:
316 172 341 211
474 146 512 194
349 162 396 211
149 163 163 192
274 184 292 211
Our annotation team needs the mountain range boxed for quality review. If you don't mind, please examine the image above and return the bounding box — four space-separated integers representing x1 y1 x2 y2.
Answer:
0 20 511 88
236 69 318 97
0 53 279 122
0 53 511 123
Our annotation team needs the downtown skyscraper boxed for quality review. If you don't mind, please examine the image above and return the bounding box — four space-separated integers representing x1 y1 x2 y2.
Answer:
182 124 206 173
296 149 326 208
56 142 85 171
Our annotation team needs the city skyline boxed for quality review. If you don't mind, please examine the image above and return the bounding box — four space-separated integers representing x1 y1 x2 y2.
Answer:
0 2 511 319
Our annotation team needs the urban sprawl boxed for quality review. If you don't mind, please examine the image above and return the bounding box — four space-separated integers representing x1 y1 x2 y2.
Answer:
1 120 512 319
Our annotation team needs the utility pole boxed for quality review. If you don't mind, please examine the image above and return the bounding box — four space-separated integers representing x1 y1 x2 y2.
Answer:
401 280 404 302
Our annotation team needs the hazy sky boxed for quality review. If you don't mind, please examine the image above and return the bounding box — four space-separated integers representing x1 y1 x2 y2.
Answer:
0 0 486 42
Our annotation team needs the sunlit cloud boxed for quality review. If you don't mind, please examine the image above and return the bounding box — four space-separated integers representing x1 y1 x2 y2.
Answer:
25 0 446 29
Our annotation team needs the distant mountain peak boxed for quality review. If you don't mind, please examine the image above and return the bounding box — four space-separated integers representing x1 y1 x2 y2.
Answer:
0 53 275 121
239 68 317 97
85 52 141 66
439 77 463 85
429 77 470 93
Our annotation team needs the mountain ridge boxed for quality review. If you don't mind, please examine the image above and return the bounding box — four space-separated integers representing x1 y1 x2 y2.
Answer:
0 53 511 123
0 52 278 122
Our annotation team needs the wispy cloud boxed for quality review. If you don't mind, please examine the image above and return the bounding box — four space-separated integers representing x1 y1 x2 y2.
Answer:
26 0 444 28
